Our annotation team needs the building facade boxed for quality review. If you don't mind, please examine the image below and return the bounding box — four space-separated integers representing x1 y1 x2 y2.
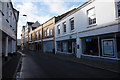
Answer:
28 24 42 51
21 21 40 50
55 0 120 60
26 17 56 53
0 1 19 60
42 17 56 53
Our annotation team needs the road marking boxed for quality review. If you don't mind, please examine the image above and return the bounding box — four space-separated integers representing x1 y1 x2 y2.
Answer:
17 51 25 57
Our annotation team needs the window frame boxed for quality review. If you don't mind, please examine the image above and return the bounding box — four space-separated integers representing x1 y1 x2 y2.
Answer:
50 29 52 35
39 31 41 39
87 7 96 25
46 28 49 36
63 22 66 33
117 1 120 17
45 32 46 37
57 25 60 34
70 18 74 31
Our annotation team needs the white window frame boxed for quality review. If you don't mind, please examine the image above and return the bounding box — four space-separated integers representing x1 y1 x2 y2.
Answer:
70 18 74 31
117 1 120 18
63 22 66 33
50 29 52 35
46 28 49 36
87 7 96 25
45 32 46 37
57 25 60 34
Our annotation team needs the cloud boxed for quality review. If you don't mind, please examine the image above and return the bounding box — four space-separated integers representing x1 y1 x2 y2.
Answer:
15 2 52 39
13 1 87 39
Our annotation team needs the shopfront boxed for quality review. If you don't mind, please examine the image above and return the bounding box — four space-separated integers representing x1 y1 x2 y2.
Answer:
43 41 54 53
56 39 76 54
82 33 120 59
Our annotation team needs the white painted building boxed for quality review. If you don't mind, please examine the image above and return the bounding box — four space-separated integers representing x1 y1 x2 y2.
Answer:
55 0 120 60
0 1 19 60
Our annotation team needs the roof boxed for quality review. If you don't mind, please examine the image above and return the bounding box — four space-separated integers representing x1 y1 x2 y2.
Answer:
55 8 77 23
27 22 34 26
32 21 40 27
55 0 93 24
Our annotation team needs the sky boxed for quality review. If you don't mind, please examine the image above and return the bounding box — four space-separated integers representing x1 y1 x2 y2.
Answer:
11 0 89 39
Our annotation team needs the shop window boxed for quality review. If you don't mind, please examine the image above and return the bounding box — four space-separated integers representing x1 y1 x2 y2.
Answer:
57 41 61 51
62 42 68 52
83 37 99 56
99 34 116 57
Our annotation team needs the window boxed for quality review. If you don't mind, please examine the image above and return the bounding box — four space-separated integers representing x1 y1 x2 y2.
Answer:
63 22 66 32
57 25 60 34
45 32 46 37
70 18 74 30
7 3 9 19
50 29 52 35
57 41 61 51
39 31 41 39
31 34 32 41
35 32 37 40
87 7 96 25
117 1 120 17
46 28 49 36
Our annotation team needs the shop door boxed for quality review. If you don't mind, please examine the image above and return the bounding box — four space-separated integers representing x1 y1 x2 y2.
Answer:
72 42 76 54
101 39 116 57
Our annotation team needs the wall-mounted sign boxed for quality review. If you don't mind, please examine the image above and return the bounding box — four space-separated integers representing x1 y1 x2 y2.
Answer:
86 38 92 42
69 35 72 39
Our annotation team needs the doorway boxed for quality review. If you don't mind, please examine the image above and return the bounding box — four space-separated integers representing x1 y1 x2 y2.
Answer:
72 42 76 54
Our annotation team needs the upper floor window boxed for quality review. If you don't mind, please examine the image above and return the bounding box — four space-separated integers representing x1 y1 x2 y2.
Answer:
45 32 46 37
35 32 37 40
7 3 9 19
70 18 74 30
57 25 60 34
39 31 41 39
30 34 32 41
63 22 66 33
117 1 120 17
87 7 96 25
46 28 49 36
50 29 52 35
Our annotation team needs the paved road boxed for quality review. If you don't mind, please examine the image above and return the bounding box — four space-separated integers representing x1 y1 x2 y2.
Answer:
20 51 119 78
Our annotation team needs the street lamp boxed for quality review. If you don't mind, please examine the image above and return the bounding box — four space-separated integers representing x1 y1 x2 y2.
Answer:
23 14 27 17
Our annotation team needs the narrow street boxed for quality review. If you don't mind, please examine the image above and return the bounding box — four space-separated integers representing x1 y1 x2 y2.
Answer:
19 51 119 78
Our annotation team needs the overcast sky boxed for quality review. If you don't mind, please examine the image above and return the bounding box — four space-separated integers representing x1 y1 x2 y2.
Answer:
12 0 89 39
